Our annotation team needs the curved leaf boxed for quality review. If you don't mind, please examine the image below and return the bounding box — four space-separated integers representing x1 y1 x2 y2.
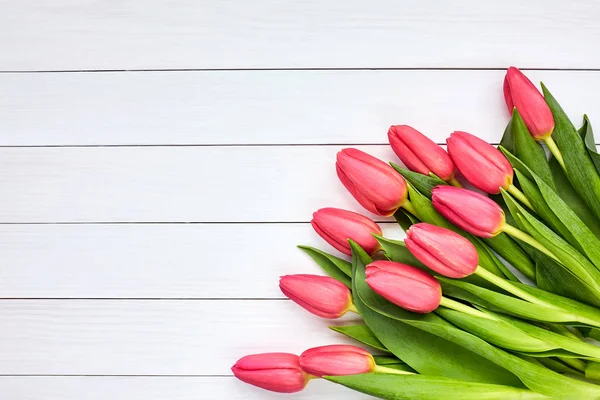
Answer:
542 83 600 221
298 245 351 287
580 115 600 176
391 163 446 198
326 374 549 400
503 109 556 189
329 324 390 353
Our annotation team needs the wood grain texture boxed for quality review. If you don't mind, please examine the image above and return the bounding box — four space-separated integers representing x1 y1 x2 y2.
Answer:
1 0 599 70
0 377 369 400
0 145 400 223
0 223 403 298
0 69 597 146
0 300 365 375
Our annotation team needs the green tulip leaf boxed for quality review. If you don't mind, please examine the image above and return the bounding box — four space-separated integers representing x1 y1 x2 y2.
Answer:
483 232 535 282
542 83 600 221
298 245 352 287
329 324 390 353
438 277 590 325
393 208 416 231
501 190 600 306
374 235 426 269
579 114 600 176
391 163 446 198
350 241 600 397
502 110 556 189
372 355 406 366
549 156 600 239
502 146 600 269
436 308 559 353
536 357 584 376
325 373 549 400
534 250 600 308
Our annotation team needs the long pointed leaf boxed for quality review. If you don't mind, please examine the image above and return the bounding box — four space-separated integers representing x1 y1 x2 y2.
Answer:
542 83 600 221
298 245 352 287
325 374 549 400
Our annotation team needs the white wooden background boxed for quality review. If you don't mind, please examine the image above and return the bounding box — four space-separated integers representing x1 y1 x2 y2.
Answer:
1 1 600 398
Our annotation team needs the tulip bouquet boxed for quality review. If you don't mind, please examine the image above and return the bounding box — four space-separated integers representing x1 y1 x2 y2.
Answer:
233 67 600 399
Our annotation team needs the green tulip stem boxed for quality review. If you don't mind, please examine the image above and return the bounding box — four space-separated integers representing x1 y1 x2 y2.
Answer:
474 266 555 308
544 136 566 170
402 199 418 217
439 297 496 321
500 223 559 262
507 184 534 211
347 303 359 314
447 176 463 188
373 365 414 375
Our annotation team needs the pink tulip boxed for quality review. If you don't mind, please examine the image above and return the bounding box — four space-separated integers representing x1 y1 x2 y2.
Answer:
365 260 441 313
504 67 554 140
299 345 375 377
446 131 513 194
279 274 353 319
388 125 455 181
432 186 506 238
232 353 308 393
405 223 478 278
336 148 407 216
311 208 382 256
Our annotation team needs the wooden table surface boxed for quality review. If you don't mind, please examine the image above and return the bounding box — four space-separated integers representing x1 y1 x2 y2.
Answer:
1 1 599 398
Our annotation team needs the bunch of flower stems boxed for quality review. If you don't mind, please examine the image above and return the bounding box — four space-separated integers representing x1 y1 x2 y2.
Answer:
232 67 600 399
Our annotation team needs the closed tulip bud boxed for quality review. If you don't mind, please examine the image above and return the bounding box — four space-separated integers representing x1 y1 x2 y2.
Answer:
299 345 375 377
388 125 456 181
279 274 354 319
365 260 441 313
432 186 505 238
336 148 407 216
504 67 554 140
311 208 382 256
232 353 308 393
405 223 478 278
446 131 513 194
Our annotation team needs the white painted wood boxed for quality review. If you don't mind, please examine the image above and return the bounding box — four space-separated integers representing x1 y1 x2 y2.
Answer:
0 223 403 298
0 376 370 400
0 300 370 375
0 145 403 223
0 1 599 70
0 70 596 146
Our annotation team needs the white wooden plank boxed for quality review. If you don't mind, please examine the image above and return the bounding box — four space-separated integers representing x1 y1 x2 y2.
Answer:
0 0 599 70
0 70 597 146
0 376 370 400
0 300 370 375
0 145 402 223
0 223 404 298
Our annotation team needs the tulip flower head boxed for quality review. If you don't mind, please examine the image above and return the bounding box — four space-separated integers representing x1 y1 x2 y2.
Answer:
504 67 554 140
405 223 478 278
336 148 408 216
365 260 441 313
388 125 456 181
279 274 354 319
431 186 506 238
446 131 513 194
232 353 309 393
299 345 375 377
311 208 382 256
